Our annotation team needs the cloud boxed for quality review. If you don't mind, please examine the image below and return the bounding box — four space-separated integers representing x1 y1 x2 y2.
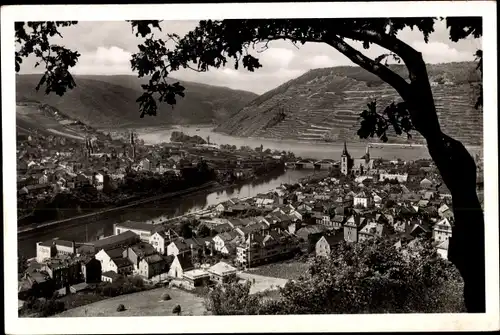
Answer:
18 19 481 94
305 55 338 68
411 41 476 63
73 46 133 75
257 47 296 69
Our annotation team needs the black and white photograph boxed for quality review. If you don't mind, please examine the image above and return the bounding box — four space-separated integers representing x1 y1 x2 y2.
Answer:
2 2 499 334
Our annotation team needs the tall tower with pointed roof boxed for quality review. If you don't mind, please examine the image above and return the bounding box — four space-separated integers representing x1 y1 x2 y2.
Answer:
341 141 352 175
364 145 370 163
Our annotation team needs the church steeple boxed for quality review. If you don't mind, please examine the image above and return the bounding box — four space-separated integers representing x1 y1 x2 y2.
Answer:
341 141 351 176
342 141 349 156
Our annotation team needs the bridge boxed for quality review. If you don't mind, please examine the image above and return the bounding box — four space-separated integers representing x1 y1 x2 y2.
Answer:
285 159 339 170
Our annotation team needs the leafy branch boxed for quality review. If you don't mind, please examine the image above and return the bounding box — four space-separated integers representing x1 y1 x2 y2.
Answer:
15 21 80 96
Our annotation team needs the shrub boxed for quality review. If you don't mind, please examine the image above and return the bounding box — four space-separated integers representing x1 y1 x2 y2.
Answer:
116 304 126 312
161 293 172 301
172 304 182 315
23 297 66 317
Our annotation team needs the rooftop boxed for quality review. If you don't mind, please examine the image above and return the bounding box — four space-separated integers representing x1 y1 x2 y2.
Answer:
116 220 158 232
208 261 237 276
91 230 139 250
38 239 74 248
183 269 210 280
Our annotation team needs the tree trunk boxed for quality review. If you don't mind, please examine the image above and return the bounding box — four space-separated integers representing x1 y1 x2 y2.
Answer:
405 53 485 313
427 133 485 313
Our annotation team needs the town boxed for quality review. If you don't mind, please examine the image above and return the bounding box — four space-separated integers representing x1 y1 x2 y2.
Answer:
16 124 294 229
17 137 484 316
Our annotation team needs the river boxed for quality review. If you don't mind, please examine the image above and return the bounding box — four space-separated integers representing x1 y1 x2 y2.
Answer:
20 126 482 258
136 126 482 161
19 169 313 258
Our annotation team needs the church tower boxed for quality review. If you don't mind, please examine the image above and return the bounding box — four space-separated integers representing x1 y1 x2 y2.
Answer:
364 145 370 163
341 141 352 175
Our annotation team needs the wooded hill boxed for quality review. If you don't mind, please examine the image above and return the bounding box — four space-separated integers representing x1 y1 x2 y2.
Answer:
16 74 258 129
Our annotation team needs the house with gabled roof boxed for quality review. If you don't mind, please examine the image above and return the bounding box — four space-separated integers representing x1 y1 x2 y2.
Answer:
420 178 433 189
438 204 454 221
95 247 134 275
407 219 431 238
149 228 179 255
123 242 157 270
353 191 373 208
315 231 343 257
432 218 453 243
207 261 237 284
343 215 368 243
138 254 166 279
166 238 191 257
213 231 240 255
168 253 194 279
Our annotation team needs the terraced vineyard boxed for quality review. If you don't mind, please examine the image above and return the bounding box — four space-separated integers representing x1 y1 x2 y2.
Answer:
216 63 483 146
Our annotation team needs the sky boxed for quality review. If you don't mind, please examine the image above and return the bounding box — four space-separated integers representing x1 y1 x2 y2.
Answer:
19 20 482 94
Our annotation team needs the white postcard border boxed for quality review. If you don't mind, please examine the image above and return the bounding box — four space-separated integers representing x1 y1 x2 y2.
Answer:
2 2 498 334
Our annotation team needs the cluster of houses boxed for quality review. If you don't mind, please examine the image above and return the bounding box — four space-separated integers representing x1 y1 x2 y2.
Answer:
19 145 479 306
20 220 240 301
16 131 285 216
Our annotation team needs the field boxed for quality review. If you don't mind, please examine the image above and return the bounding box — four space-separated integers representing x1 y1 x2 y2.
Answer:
245 260 310 280
53 288 207 317
238 273 289 295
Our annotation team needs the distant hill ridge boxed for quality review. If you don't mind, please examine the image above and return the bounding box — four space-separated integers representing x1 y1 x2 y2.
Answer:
215 62 483 146
16 74 258 129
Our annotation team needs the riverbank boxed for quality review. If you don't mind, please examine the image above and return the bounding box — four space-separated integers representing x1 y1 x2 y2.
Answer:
17 169 314 257
17 181 219 235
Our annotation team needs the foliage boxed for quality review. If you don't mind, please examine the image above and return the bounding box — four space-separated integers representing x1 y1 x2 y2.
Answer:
172 304 182 315
21 297 66 317
204 281 261 315
179 220 194 239
161 292 172 301
18 253 28 274
206 238 464 315
15 22 80 95
283 238 463 314
170 131 207 144
96 276 146 298
116 304 126 312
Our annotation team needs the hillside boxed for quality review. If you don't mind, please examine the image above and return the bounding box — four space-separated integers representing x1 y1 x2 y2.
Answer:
16 102 102 141
16 74 258 129
215 62 483 146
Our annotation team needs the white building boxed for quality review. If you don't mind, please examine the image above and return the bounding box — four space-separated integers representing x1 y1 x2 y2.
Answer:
36 239 76 263
114 221 158 242
379 173 408 183
140 158 151 171
207 261 237 284
433 218 453 243
95 248 133 275
149 229 178 255
353 191 373 208
93 172 104 191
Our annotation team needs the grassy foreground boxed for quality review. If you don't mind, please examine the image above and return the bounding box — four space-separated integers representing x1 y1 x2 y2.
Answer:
53 288 207 317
